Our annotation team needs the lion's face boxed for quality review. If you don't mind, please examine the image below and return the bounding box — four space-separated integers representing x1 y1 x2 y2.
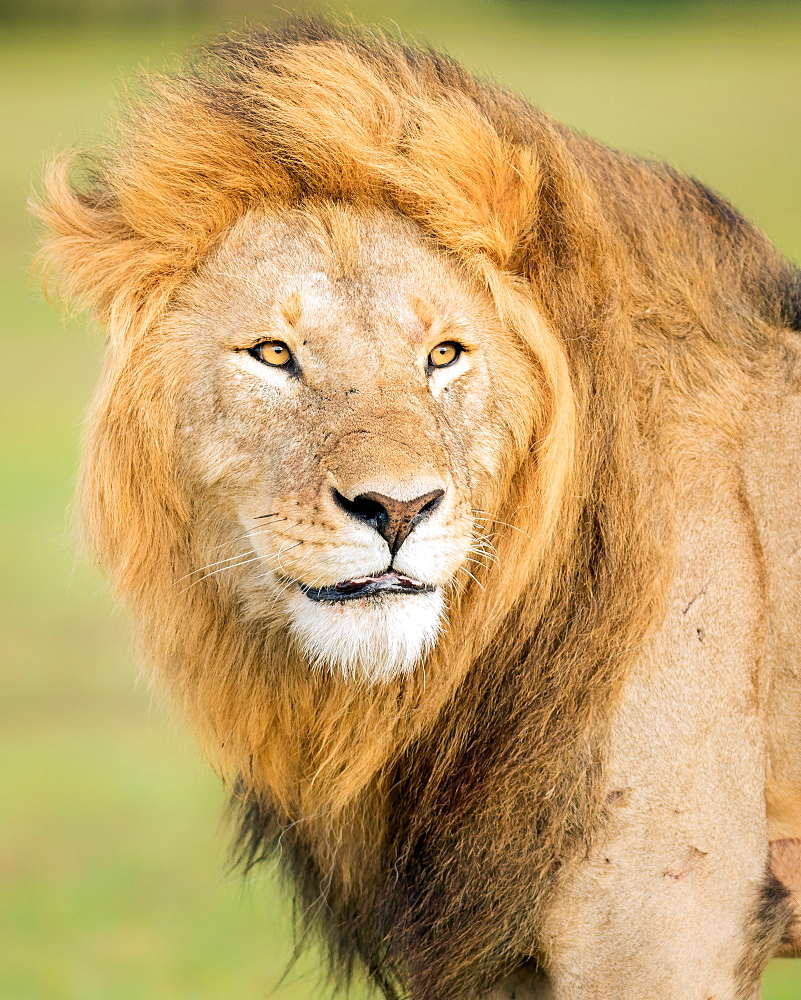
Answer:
161 203 536 680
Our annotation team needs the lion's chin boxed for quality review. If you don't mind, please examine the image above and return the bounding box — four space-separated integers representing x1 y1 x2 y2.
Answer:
284 586 445 683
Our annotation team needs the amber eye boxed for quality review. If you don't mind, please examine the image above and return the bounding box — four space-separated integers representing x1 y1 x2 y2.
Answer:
250 341 292 367
427 342 463 369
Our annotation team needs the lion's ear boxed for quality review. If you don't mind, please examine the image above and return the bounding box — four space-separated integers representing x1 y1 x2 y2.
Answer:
33 85 296 336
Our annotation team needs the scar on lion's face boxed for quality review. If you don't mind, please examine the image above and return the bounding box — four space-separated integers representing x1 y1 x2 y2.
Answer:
167 204 539 681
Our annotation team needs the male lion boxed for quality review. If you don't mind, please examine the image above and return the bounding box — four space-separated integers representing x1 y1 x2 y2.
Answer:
38 18 801 1000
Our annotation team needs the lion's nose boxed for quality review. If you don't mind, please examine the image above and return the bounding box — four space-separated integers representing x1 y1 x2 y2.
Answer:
332 487 445 556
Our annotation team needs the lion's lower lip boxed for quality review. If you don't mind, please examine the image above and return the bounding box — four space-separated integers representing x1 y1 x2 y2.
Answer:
300 571 435 603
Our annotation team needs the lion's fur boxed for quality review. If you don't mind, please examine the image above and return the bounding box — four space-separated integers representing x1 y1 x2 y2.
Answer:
36 18 801 999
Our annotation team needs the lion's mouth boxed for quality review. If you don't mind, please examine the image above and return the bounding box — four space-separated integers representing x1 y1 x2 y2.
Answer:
300 570 435 603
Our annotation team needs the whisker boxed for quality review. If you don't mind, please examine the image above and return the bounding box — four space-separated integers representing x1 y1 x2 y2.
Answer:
467 543 500 567
472 513 536 543
179 553 267 593
472 529 500 551
473 507 534 526
471 546 500 564
260 562 334 617
178 525 293 582
195 535 300 590
464 555 494 574
263 576 305 614
457 565 485 591
469 529 501 557
202 518 289 555
246 524 289 539
176 550 261 584
276 540 303 575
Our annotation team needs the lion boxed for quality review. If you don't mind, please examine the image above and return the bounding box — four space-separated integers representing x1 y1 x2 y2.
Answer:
36 17 801 1000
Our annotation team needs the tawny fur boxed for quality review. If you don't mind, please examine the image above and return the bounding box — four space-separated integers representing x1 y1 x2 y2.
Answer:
35 18 801 1000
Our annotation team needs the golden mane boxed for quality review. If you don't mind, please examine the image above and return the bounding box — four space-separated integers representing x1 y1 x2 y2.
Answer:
36 18 801 999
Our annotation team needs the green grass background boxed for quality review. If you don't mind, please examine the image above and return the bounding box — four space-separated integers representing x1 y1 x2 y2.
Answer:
2 3 801 997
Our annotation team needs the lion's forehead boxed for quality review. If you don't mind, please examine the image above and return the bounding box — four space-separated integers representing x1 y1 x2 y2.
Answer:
199 206 481 338
271 271 430 337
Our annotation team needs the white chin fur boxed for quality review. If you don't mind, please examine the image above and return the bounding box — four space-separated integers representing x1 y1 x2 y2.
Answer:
284 588 445 683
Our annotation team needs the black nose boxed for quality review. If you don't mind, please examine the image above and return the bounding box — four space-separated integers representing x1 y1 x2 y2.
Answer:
332 488 445 556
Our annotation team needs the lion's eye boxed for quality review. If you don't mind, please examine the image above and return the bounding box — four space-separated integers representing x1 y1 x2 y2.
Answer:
250 341 292 367
427 342 463 370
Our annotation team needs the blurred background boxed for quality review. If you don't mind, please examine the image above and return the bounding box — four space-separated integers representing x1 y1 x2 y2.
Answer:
2 1 800 997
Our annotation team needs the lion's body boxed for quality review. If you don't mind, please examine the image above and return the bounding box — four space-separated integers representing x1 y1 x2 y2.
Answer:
37 19 801 999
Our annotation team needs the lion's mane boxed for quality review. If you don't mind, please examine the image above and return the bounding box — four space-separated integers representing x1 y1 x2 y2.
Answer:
37 19 801 1000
